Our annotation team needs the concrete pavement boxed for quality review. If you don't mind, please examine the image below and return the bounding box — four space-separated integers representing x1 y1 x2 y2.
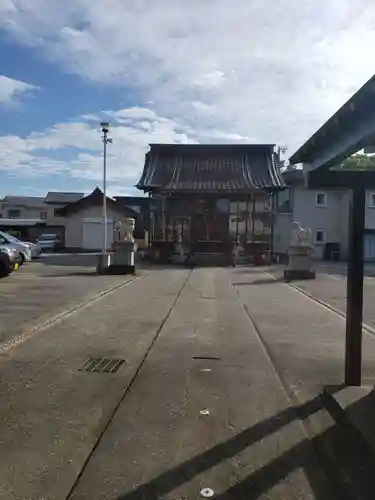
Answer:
2 265 375 499
0 268 190 500
0 255 142 348
69 268 334 500
233 266 375 498
269 263 375 330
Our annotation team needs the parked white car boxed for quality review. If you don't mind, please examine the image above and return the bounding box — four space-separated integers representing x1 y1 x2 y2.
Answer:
19 241 41 259
35 233 61 252
0 246 21 277
2 233 41 259
0 231 32 263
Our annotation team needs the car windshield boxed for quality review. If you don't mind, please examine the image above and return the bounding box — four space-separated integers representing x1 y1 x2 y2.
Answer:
4 234 21 243
0 232 12 243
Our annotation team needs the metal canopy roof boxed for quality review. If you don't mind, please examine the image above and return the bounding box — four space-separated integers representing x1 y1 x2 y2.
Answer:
289 74 375 170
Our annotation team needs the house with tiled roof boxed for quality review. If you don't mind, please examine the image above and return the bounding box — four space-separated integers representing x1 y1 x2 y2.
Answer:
0 192 84 220
136 143 285 264
56 187 139 251
0 192 84 243
0 189 141 250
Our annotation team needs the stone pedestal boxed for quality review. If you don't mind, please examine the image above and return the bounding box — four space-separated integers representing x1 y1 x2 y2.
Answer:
284 244 315 281
96 253 112 275
110 241 136 275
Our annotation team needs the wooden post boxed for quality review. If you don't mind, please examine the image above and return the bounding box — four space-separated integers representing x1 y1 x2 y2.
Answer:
162 197 166 240
345 187 365 386
236 200 239 240
245 198 249 240
270 192 275 262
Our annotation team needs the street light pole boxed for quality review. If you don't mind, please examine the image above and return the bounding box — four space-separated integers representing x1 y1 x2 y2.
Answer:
100 122 112 255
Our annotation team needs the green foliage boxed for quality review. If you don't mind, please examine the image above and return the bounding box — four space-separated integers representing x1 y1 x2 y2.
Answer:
341 154 375 170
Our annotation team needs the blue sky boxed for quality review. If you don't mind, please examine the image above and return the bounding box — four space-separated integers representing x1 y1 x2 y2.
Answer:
0 0 374 198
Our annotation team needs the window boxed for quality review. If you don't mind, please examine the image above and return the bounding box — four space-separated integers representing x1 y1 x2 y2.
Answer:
316 192 327 206
7 209 21 218
38 234 58 241
277 188 292 212
314 230 326 244
40 211 47 220
129 205 141 213
369 192 375 208
216 199 229 213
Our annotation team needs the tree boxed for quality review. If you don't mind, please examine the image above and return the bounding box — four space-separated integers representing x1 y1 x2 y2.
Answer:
341 154 375 169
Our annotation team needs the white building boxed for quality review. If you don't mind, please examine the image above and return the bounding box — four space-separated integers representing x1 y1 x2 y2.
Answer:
274 169 375 261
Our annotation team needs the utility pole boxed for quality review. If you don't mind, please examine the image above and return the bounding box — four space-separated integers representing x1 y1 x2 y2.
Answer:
100 122 112 255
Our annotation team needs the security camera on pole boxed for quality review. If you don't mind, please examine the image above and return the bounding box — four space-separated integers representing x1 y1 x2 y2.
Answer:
96 121 113 274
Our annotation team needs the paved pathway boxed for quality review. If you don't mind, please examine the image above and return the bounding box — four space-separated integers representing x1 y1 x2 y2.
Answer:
2 266 375 499
68 269 333 500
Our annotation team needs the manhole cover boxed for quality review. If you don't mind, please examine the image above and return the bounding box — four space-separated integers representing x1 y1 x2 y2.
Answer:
79 358 125 373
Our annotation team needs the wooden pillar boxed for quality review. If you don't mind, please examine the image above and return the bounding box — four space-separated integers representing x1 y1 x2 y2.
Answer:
172 215 176 243
236 199 239 240
270 192 275 259
245 198 249 240
345 187 365 386
162 197 166 240
252 198 256 242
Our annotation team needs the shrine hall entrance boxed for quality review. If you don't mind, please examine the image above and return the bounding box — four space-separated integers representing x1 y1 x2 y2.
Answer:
191 213 229 243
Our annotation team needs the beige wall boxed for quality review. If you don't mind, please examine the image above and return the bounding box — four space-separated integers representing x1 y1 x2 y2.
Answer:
0 203 47 219
0 200 66 224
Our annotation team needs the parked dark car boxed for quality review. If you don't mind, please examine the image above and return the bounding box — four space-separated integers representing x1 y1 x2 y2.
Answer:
0 247 21 278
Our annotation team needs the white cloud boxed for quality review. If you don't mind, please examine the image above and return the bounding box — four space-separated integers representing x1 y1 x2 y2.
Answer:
1 0 375 171
0 75 39 104
0 106 202 187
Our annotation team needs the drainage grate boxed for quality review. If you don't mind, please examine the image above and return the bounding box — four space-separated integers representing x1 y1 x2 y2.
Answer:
79 358 125 373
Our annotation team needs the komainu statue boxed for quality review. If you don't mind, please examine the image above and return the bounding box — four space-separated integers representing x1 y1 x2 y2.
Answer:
290 221 313 247
111 217 136 275
284 221 315 281
117 218 135 243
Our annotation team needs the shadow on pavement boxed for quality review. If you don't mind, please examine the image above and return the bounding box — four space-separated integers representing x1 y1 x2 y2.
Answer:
42 271 98 278
114 387 375 500
38 255 98 267
232 267 271 274
232 277 285 286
